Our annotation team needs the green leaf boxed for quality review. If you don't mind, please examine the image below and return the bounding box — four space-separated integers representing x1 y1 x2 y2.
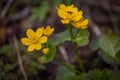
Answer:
90 38 99 51
29 1 49 21
89 69 102 80
57 29 71 42
26 61 45 75
76 74 90 80
51 0 62 7
56 66 77 80
88 69 120 80
56 66 90 80
98 34 120 63
65 0 72 5
0 44 12 54
74 29 89 46
38 44 56 63
115 51 120 64
48 29 71 46
114 41 120 64
4 64 14 71
48 35 62 46
48 29 89 47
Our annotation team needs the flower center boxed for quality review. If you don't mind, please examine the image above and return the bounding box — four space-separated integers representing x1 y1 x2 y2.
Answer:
67 11 73 15
67 11 74 19
32 38 39 44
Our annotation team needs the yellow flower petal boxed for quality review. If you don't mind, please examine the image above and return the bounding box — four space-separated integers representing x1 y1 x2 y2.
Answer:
42 26 54 36
42 48 49 54
46 26 51 30
67 4 74 10
36 28 43 38
44 26 54 36
73 7 78 13
48 28 54 36
21 38 31 45
57 4 89 26
59 4 66 9
72 19 88 29
61 20 70 24
41 26 45 31
26 29 35 39
58 9 67 19
28 44 35 52
39 36 48 43
73 11 83 21
79 19 88 26
35 43 42 50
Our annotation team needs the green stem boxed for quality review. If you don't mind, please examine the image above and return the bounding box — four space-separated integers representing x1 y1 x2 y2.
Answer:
54 57 80 74
67 24 73 40
72 41 85 72
74 29 80 38
67 24 85 72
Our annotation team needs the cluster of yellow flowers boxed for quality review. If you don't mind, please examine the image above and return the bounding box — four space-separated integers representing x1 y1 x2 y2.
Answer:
57 4 88 29
21 4 88 54
21 26 54 54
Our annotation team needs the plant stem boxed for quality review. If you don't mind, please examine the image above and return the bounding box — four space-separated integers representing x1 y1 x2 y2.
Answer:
74 29 80 38
54 57 80 74
67 24 85 72
72 41 85 72
67 24 73 40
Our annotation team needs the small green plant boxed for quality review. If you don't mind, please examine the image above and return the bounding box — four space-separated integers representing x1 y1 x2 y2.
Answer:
20 3 120 80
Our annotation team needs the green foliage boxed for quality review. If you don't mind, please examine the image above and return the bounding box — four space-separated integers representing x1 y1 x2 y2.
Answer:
0 44 12 54
56 66 77 80
65 0 72 5
56 66 90 80
88 69 120 80
26 61 45 75
98 34 120 64
23 50 46 75
51 0 62 7
74 29 89 46
29 1 49 21
0 43 45 79
38 44 56 63
90 38 99 51
114 51 120 64
48 28 89 46
48 29 71 46
77 74 90 80
56 66 120 80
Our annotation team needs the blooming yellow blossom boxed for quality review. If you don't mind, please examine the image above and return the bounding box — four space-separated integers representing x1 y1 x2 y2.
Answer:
42 26 54 36
57 4 83 24
42 47 49 54
72 18 88 29
21 28 47 52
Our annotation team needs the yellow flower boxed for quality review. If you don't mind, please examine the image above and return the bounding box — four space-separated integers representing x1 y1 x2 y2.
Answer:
57 4 83 24
42 47 49 54
42 26 54 36
21 28 48 52
72 18 88 29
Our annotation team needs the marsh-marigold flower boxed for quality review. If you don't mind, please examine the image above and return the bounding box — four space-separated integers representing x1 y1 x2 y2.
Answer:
42 26 54 36
42 47 49 54
21 28 47 52
57 4 83 24
72 18 88 29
